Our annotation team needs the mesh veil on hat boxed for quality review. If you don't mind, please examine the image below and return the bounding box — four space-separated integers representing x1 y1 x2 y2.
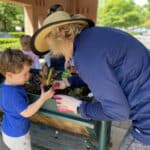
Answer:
31 11 94 55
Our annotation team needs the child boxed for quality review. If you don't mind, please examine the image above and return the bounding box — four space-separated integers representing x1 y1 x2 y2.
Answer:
20 35 40 69
0 48 54 150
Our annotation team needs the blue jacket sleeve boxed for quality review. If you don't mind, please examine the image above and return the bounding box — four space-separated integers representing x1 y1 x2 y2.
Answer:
67 74 87 88
79 59 130 121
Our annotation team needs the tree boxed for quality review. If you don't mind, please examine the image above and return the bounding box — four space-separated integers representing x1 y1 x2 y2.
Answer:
0 2 23 31
97 0 143 28
140 0 150 28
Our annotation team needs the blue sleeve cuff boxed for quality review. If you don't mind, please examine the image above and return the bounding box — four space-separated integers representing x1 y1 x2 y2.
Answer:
79 102 91 120
80 100 129 121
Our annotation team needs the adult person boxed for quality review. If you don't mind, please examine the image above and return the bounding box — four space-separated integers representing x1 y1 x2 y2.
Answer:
31 11 150 149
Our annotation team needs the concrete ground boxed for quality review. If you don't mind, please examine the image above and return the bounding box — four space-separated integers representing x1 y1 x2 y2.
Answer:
136 35 150 49
110 121 131 150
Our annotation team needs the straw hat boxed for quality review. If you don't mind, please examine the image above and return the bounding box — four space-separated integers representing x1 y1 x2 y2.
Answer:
31 11 94 55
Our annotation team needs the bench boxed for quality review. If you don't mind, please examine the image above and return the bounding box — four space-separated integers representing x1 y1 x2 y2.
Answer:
28 93 111 150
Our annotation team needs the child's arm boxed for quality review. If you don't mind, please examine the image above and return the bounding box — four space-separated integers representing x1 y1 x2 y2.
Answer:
20 88 54 118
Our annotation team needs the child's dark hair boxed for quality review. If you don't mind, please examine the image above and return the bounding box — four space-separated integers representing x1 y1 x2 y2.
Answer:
0 48 33 76
20 35 31 47
47 4 63 16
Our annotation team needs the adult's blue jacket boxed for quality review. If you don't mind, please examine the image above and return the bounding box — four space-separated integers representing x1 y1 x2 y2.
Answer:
69 27 150 144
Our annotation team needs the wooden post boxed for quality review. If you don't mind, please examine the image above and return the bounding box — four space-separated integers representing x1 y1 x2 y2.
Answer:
24 5 38 35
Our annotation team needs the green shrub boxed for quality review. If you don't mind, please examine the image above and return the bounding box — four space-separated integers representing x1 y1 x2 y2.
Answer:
0 38 21 51
9 32 25 38
140 20 150 28
0 43 21 51
0 38 19 44
0 32 26 51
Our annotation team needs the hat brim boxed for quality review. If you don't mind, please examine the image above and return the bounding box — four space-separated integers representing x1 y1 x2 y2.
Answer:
31 18 94 56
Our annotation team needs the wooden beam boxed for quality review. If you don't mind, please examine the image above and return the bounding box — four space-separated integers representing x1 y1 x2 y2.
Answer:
0 0 31 6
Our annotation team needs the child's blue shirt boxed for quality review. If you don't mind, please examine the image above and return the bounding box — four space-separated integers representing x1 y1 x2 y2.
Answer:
0 84 30 137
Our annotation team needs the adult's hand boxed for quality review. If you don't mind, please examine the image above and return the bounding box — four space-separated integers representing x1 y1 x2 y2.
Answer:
53 95 82 114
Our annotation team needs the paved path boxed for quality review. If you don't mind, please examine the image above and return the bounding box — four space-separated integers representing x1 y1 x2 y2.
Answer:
136 35 150 49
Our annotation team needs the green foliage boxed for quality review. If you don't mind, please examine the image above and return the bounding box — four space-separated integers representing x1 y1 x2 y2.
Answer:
0 38 19 44
0 37 21 51
61 68 72 78
0 42 21 51
98 0 143 28
0 32 25 51
141 2 150 28
0 2 23 31
140 20 150 28
9 32 24 38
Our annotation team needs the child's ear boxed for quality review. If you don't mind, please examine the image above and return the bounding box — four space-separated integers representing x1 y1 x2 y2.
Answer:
6 72 13 79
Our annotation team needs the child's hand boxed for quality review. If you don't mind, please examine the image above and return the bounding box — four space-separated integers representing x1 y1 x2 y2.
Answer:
40 85 55 101
52 79 70 90
51 82 60 91
21 87 55 118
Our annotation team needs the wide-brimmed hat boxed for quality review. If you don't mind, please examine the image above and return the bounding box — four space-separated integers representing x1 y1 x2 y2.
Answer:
31 11 94 55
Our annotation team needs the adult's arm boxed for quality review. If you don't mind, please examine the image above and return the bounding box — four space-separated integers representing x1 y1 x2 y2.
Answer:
79 59 130 121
